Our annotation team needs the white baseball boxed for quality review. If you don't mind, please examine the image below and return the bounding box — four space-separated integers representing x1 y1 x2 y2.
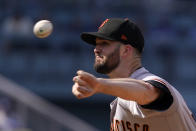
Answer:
33 20 53 38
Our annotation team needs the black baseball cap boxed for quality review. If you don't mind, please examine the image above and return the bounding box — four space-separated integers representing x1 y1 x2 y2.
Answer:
81 18 144 53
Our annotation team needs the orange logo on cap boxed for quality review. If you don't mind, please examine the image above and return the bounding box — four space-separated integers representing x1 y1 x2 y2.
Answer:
121 34 128 41
99 19 109 29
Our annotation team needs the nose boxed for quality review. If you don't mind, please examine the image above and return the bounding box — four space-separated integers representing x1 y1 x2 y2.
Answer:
94 45 102 54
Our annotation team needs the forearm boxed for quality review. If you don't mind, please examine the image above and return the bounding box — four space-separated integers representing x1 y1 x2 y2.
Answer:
97 78 160 105
72 70 160 104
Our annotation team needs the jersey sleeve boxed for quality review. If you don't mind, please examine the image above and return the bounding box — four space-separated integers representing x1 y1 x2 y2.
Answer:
140 80 173 111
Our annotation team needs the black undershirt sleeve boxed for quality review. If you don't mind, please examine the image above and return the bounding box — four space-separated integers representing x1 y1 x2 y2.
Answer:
140 80 173 111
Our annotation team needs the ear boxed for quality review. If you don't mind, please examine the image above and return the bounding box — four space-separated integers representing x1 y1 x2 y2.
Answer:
120 44 132 57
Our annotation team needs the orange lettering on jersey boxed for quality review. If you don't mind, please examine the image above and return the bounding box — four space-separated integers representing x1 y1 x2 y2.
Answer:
99 19 109 29
121 120 126 131
126 121 132 131
115 120 120 131
143 124 149 131
110 119 115 131
134 123 140 131
113 119 149 131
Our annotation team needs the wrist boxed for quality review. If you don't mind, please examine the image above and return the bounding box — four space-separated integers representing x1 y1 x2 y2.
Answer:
96 78 104 93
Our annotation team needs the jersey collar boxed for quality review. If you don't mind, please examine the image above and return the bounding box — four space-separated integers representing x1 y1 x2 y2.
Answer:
130 67 148 79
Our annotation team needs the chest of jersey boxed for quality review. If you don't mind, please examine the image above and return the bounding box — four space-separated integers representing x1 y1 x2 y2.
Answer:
111 98 172 131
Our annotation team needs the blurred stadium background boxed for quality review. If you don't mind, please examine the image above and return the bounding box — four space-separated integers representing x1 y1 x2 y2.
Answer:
0 0 195 130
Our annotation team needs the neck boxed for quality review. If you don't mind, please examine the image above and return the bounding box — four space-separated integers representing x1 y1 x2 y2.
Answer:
108 58 142 78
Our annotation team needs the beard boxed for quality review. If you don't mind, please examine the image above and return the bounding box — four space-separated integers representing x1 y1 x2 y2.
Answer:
94 46 120 74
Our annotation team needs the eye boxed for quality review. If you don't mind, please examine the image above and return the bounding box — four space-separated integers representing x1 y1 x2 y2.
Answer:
101 42 110 46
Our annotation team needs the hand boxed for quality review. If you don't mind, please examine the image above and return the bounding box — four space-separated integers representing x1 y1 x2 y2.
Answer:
72 70 100 99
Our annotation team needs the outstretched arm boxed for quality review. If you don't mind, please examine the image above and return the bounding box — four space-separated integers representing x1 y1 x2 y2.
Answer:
72 70 160 105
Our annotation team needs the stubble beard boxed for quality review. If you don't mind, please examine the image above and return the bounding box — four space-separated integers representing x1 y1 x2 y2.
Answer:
94 46 120 74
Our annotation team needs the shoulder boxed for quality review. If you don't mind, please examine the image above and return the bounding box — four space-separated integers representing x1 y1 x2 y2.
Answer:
139 74 174 111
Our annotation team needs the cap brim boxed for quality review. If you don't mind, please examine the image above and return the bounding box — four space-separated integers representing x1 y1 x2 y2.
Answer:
81 32 115 45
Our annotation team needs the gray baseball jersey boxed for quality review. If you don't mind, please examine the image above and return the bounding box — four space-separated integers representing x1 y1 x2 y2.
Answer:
110 67 196 131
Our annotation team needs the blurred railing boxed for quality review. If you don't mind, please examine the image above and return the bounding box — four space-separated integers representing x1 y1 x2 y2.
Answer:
0 74 98 131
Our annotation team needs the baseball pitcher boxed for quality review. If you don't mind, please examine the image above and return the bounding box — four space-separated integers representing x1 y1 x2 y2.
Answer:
72 18 196 131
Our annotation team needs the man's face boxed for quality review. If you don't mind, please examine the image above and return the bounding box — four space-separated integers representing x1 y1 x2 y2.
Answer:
94 38 121 74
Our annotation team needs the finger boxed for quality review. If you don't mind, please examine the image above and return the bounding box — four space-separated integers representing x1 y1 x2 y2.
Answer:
77 70 92 76
72 84 85 99
74 91 85 99
76 93 85 99
77 70 95 83
77 70 84 75
73 82 91 94
73 76 88 86
73 76 79 82
72 83 78 93
73 76 77 82
77 86 92 94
